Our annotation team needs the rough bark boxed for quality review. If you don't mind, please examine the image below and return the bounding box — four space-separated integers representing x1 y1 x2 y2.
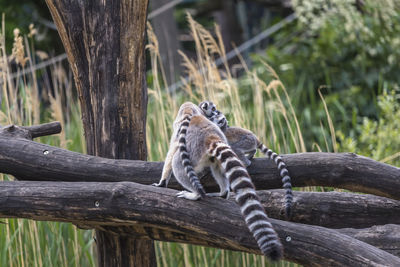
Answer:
339 224 400 257
0 181 399 266
1 132 399 201
45 1 153 266
0 122 60 139
257 190 400 228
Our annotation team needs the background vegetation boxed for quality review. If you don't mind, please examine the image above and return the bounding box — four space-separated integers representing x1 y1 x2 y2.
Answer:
0 0 399 266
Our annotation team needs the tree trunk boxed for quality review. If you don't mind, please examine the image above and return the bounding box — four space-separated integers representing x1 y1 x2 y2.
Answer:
45 1 154 266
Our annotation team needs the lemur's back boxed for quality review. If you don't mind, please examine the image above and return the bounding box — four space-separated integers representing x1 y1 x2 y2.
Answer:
225 126 258 147
185 115 227 166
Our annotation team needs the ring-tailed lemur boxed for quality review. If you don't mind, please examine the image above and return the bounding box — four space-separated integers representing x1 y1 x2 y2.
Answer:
153 102 206 198
200 102 293 219
153 101 218 191
153 102 283 260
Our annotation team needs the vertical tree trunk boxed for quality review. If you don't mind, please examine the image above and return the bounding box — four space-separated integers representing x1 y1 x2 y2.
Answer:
45 1 155 266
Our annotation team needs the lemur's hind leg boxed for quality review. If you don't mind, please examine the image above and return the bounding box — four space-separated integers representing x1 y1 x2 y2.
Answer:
206 164 230 199
246 149 257 161
152 137 178 187
172 152 202 200
234 149 252 167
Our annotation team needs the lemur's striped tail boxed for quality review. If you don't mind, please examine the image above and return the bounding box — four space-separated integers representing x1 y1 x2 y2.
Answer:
208 142 283 261
258 143 293 219
178 114 206 198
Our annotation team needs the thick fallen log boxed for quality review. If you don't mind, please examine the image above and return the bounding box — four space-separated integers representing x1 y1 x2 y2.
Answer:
0 181 399 266
258 190 400 228
0 127 399 200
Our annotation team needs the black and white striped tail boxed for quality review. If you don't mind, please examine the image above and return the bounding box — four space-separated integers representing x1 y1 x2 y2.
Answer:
208 142 283 261
259 143 293 219
178 115 206 198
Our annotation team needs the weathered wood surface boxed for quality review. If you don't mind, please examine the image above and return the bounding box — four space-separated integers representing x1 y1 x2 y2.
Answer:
0 122 61 139
339 224 400 257
45 0 153 266
258 190 400 228
22 122 62 138
1 133 399 200
0 181 399 266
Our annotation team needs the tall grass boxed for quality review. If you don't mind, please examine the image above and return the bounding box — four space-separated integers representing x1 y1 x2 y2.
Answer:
0 17 94 267
0 14 338 266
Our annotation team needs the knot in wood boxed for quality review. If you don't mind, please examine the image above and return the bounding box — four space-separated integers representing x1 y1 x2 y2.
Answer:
111 183 129 198
0 125 32 139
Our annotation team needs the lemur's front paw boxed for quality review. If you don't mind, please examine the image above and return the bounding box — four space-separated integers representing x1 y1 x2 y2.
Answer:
152 180 167 187
176 191 202 200
206 190 230 199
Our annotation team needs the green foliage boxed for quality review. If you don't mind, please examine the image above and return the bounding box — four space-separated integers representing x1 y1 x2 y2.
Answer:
254 0 400 149
338 88 400 166
0 1 64 54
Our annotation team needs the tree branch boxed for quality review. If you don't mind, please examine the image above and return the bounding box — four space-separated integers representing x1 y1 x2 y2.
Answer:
22 122 62 138
338 224 400 257
0 131 399 200
258 190 400 228
0 181 399 266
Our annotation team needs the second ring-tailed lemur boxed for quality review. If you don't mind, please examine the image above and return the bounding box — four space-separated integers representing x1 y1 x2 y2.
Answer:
153 102 283 260
199 101 293 219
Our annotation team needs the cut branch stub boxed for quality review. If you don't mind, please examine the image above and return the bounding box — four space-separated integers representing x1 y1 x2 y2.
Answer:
22 122 62 138
0 122 61 140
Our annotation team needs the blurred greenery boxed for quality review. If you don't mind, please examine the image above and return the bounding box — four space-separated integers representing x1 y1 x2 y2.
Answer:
338 88 400 166
0 0 63 54
253 0 400 150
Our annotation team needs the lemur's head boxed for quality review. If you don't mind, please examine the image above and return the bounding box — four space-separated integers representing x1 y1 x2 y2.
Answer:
199 101 216 117
211 111 228 132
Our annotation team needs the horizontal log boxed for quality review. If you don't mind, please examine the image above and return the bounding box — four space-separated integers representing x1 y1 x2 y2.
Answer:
0 133 399 200
338 224 400 257
0 181 399 266
100 224 400 258
258 190 400 228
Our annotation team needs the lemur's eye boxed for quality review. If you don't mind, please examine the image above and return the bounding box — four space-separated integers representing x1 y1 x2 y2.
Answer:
203 103 208 110
212 107 216 111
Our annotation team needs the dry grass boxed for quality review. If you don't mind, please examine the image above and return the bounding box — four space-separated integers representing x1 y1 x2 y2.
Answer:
0 18 92 267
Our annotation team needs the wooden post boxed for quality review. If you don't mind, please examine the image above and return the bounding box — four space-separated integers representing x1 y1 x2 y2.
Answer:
45 1 155 266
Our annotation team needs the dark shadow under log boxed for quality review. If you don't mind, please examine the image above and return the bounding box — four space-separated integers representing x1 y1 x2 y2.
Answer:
0 133 399 200
0 181 399 266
